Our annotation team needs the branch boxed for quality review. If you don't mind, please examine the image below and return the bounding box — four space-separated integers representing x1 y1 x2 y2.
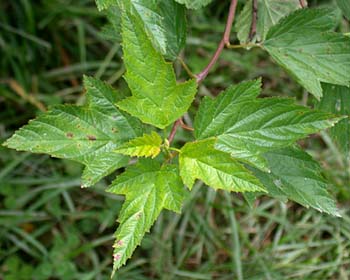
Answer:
223 0 239 46
172 0 239 143
180 118 194 131
195 0 238 83
299 0 307 8
168 119 181 144
249 0 258 41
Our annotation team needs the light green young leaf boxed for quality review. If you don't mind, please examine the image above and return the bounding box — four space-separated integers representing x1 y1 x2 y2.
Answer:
174 0 212 9
235 0 301 43
108 160 187 274
116 1 197 129
261 147 341 216
179 139 265 192
115 131 162 158
194 79 342 170
3 76 142 187
264 8 350 99
317 84 350 155
337 0 350 20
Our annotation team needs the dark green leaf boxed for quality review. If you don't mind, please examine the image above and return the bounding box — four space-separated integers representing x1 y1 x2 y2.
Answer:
262 147 340 216
174 0 213 9
102 0 186 60
317 84 350 155
264 8 350 99
337 0 350 20
194 79 341 170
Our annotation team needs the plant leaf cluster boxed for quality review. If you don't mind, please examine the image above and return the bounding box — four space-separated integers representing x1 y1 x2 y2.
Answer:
3 0 350 275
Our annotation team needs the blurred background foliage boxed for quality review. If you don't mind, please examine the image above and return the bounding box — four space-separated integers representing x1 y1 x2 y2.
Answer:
0 0 349 279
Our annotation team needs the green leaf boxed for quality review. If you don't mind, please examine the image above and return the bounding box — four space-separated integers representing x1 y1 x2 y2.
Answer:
235 0 301 43
117 1 197 129
4 76 142 187
158 0 187 60
317 84 350 155
95 0 115 11
264 8 350 99
174 0 213 9
100 1 186 60
194 79 342 170
337 0 350 20
179 139 265 192
115 131 163 158
108 160 187 273
100 5 122 42
261 147 340 216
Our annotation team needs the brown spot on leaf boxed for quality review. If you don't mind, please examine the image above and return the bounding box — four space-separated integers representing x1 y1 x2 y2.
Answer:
87 135 97 141
66 132 74 138
113 253 121 261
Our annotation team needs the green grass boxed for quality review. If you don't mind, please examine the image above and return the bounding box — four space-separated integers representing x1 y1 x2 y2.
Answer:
1 0 349 279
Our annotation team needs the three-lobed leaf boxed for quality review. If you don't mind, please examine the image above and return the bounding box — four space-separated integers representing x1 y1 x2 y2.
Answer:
116 0 197 129
194 79 341 170
179 139 266 192
235 0 301 43
115 131 163 158
108 160 187 274
263 8 350 99
4 76 142 187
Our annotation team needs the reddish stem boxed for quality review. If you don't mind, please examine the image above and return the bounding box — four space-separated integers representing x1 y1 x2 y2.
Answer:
223 0 239 46
299 0 307 8
168 119 181 144
196 0 238 83
195 39 225 83
180 118 194 131
249 0 258 41
172 0 239 142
